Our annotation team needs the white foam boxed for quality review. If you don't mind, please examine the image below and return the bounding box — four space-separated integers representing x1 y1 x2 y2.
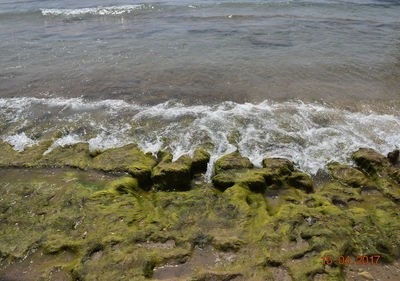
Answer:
41 5 143 16
44 134 82 155
3 133 37 152
87 123 132 152
1 97 399 180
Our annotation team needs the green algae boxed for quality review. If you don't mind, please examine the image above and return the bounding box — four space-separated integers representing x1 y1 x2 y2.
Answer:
213 151 253 175
0 145 400 280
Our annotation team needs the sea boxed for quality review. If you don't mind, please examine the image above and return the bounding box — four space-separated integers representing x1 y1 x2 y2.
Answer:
1 0 399 178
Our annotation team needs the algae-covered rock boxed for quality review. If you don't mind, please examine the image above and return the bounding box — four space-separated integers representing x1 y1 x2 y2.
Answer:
352 148 390 173
212 169 267 192
92 144 157 183
327 162 375 188
191 148 210 173
1 147 400 281
388 149 399 165
214 151 253 175
212 171 236 190
287 172 313 193
0 140 51 168
235 170 267 193
42 142 92 170
151 154 192 190
262 157 294 175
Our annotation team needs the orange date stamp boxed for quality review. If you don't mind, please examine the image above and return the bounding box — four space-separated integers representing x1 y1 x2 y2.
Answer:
322 255 380 265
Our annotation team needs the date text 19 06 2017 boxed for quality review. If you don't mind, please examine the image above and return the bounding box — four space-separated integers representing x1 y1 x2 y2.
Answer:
322 255 380 265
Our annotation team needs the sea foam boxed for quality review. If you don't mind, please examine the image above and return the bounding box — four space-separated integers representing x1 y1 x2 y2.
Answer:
41 5 144 16
1 97 399 179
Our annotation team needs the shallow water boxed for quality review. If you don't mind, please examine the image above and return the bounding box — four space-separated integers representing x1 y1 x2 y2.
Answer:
0 0 399 176
1 0 400 103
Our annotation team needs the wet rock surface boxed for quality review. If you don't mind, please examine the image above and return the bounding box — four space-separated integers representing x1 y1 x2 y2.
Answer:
0 145 399 280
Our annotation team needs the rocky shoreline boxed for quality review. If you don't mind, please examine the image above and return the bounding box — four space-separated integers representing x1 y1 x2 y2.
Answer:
0 141 399 280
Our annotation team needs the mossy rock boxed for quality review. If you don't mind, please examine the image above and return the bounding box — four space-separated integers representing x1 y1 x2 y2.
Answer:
287 172 314 193
387 149 399 165
214 152 253 175
151 154 192 191
1 148 400 281
92 144 157 183
212 171 236 190
327 162 375 188
352 148 390 174
42 142 92 170
262 157 294 175
0 140 51 168
191 149 210 174
235 170 267 193
212 169 267 192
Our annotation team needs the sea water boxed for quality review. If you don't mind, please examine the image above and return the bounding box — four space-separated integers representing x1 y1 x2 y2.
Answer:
1 0 399 177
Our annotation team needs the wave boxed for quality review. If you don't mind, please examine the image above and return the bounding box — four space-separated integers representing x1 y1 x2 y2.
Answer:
0 97 399 179
40 5 145 16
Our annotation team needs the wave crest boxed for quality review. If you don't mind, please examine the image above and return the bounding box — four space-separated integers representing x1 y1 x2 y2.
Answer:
41 5 144 16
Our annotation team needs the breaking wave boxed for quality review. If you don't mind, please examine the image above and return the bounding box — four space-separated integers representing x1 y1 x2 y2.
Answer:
40 5 145 16
0 97 399 178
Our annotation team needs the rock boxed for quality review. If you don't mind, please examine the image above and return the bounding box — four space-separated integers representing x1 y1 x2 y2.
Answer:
327 162 375 188
212 171 236 190
151 154 192 190
192 149 210 174
235 170 267 193
387 149 399 165
261 158 296 186
352 148 389 173
212 169 266 192
262 158 294 175
43 142 92 170
287 172 313 193
92 144 157 184
358 271 374 280
214 152 253 175
0 140 51 168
